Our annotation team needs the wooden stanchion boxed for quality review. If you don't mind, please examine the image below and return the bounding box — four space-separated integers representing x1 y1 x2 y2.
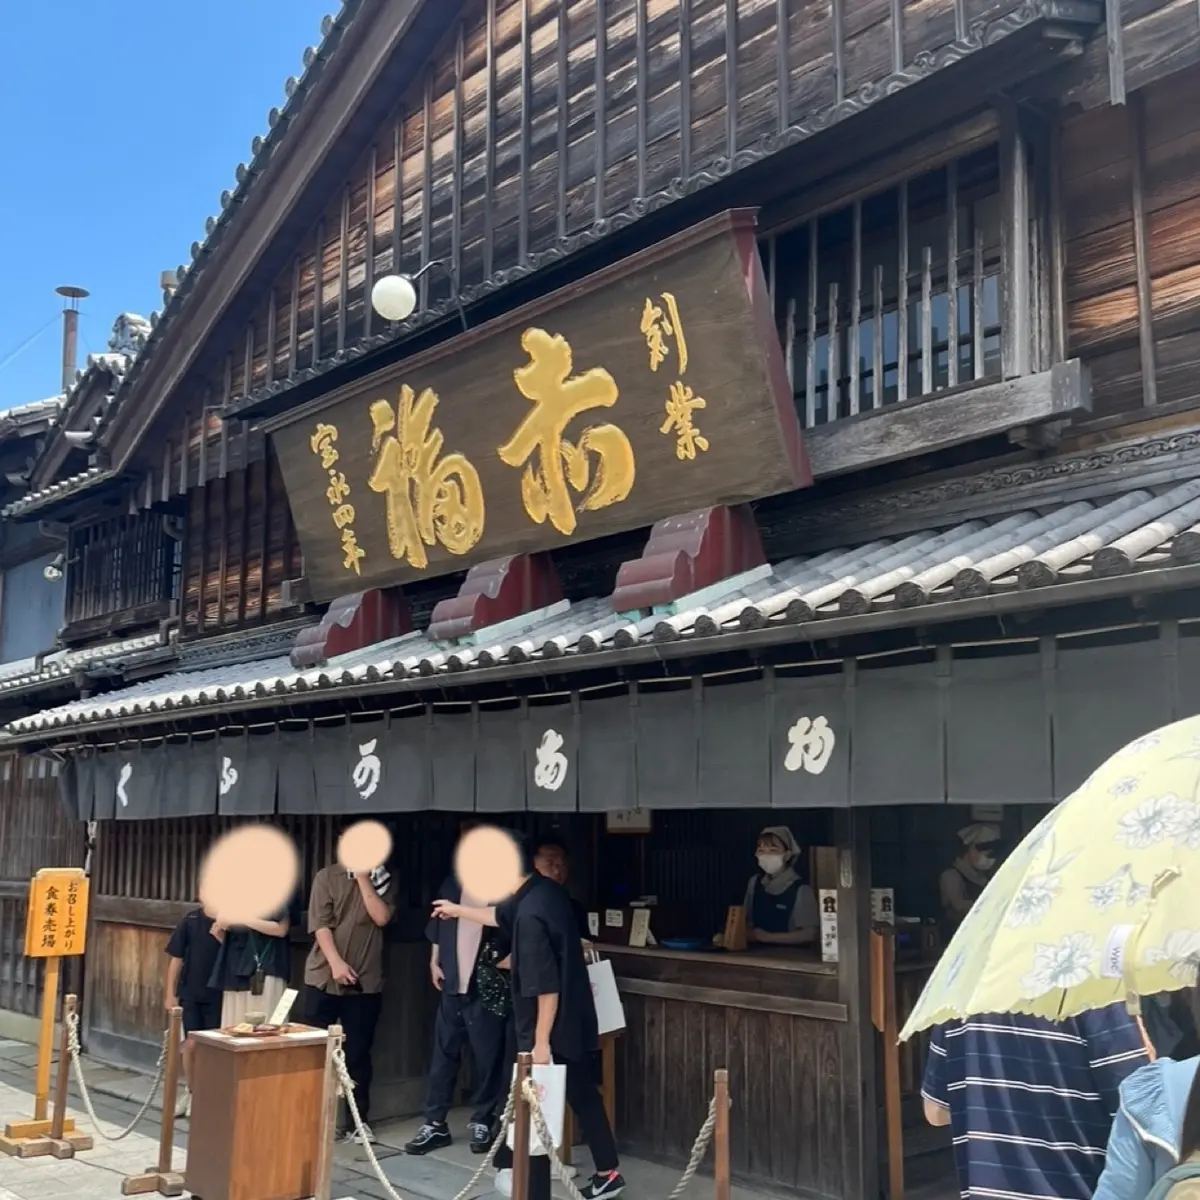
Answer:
870 929 905 1200
713 1069 731 1200
313 1024 343 1200
121 1007 184 1196
47 994 92 1159
512 1053 534 1200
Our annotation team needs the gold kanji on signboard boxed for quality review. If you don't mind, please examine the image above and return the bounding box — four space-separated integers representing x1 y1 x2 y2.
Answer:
499 328 636 537
24 869 89 959
310 423 366 574
368 385 485 570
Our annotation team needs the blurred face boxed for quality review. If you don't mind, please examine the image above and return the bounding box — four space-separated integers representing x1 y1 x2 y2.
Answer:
534 843 568 885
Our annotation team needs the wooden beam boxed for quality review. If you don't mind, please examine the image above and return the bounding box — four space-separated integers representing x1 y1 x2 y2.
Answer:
613 977 848 1022
806 360 1092 479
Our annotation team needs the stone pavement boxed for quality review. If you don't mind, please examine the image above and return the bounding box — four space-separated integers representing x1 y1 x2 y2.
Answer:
0 1037 956 1200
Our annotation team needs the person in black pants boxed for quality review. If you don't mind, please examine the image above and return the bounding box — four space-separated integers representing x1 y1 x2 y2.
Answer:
164 903 223 1119
302 860 394 1145
436 838 624 1200
406 873 512 1156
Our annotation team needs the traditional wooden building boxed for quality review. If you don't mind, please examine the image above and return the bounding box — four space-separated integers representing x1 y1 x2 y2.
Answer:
6 0 1200 1194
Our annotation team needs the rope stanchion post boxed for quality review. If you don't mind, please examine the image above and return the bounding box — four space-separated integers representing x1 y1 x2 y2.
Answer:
713 1069 731 1200
314 1024 343 1200
512 1053 534 1200
47 994 92 1159
121 1006 184 1196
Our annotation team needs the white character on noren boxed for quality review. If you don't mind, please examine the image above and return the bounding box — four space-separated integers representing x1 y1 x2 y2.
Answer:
353 739 383 800
533 728 569 791
784 715 836 776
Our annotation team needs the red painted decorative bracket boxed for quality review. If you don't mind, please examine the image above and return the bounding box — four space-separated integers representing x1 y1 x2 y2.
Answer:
610 504 766 613
290 588 412 670
428 552 563 642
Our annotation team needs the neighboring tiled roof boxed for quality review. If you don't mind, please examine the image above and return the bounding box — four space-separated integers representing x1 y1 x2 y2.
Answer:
11 477 1200 736
0 397 63 428
0 633 166 700
2 468 120 518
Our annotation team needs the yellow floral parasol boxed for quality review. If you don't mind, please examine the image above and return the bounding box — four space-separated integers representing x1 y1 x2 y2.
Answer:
900 713 1200 1041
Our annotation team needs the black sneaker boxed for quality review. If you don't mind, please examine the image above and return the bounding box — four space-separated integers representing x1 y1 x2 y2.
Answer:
405 1122 452 1154
580 1171 625 1200
468 1122 492 1153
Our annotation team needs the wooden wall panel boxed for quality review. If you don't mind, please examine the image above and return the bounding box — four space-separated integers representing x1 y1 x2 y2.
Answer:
1062 70 1200 420
616 992 845 1192
211 0 1043 411
0 754 85 1019
180 450 301 635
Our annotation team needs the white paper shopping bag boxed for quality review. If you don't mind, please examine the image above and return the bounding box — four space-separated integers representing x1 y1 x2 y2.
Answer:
588 959 626 1036
507 1061 566 1156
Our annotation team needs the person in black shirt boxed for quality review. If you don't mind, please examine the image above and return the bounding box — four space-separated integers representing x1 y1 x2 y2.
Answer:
531 834 592 947
165 905 223 1117
437 838 624 1200
406 872 512 1156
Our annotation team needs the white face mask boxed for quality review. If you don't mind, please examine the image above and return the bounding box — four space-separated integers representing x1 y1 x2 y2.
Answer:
975 851 996 871
757 854 785 876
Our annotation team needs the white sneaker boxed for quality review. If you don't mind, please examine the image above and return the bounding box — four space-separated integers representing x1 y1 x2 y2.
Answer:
174 1093 190 1119
495 1168 513 1197
350 1124 377 1146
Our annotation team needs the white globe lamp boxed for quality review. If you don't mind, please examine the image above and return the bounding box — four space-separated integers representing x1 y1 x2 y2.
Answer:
371 274 417 322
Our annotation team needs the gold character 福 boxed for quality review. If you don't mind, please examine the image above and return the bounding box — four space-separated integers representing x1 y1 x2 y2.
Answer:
368 385 485 570
661 381 709 460
499 328 635 537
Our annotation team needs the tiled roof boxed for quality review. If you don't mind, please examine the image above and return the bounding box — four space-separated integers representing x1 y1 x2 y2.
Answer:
89 6 366 441
10 478 1200 736
1 468 120 518
0 5 371 522
0 633 166 700
0 397 62 427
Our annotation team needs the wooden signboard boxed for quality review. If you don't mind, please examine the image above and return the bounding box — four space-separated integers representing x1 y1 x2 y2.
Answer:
24 869 88 959
266 209 809 602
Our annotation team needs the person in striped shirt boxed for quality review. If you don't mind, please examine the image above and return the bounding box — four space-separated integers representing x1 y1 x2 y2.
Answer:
922 1005 1151 1200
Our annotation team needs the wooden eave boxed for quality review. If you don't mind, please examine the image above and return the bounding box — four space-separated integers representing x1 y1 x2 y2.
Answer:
98 0 467 477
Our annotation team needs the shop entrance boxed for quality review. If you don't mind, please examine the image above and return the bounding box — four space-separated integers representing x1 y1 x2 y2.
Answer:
868 803 1052 1198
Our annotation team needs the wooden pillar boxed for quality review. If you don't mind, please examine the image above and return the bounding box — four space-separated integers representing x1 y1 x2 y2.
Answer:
834 807 877 1200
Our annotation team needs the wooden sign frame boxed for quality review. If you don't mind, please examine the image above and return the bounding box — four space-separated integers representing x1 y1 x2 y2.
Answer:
266 209 809 601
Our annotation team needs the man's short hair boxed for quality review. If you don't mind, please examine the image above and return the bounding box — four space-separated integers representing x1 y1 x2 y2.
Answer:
531 831 569 859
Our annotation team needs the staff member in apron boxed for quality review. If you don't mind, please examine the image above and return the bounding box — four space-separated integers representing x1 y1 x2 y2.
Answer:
743 826 819 946
939 823 1000 938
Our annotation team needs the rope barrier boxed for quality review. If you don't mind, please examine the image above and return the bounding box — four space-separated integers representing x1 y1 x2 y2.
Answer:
333 1044 516 1200
333 1042 723 1200
65 1011 168 1142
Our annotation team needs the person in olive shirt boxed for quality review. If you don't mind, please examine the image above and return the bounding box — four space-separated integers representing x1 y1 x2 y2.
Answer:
303 859 394 1145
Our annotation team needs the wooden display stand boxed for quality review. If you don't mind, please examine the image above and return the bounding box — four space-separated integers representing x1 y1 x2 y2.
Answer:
184 1025 337 1200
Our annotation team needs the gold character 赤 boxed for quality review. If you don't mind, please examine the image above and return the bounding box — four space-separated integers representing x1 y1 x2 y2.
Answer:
499 328 635 537
661 381 709 460
368 385 485 570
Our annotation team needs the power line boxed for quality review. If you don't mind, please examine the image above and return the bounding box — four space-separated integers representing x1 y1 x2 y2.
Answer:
0 313 62 380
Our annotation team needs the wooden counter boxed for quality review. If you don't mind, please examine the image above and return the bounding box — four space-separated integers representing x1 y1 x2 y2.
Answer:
602 942 849 1194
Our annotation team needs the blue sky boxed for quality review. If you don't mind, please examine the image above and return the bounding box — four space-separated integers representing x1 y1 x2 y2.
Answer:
0 0 333 405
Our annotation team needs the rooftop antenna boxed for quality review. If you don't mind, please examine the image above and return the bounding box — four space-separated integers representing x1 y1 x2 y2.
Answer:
55 285 89 394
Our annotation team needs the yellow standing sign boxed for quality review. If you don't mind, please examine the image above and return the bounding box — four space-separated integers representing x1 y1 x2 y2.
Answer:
25 869 89 958
0 868 89 1155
